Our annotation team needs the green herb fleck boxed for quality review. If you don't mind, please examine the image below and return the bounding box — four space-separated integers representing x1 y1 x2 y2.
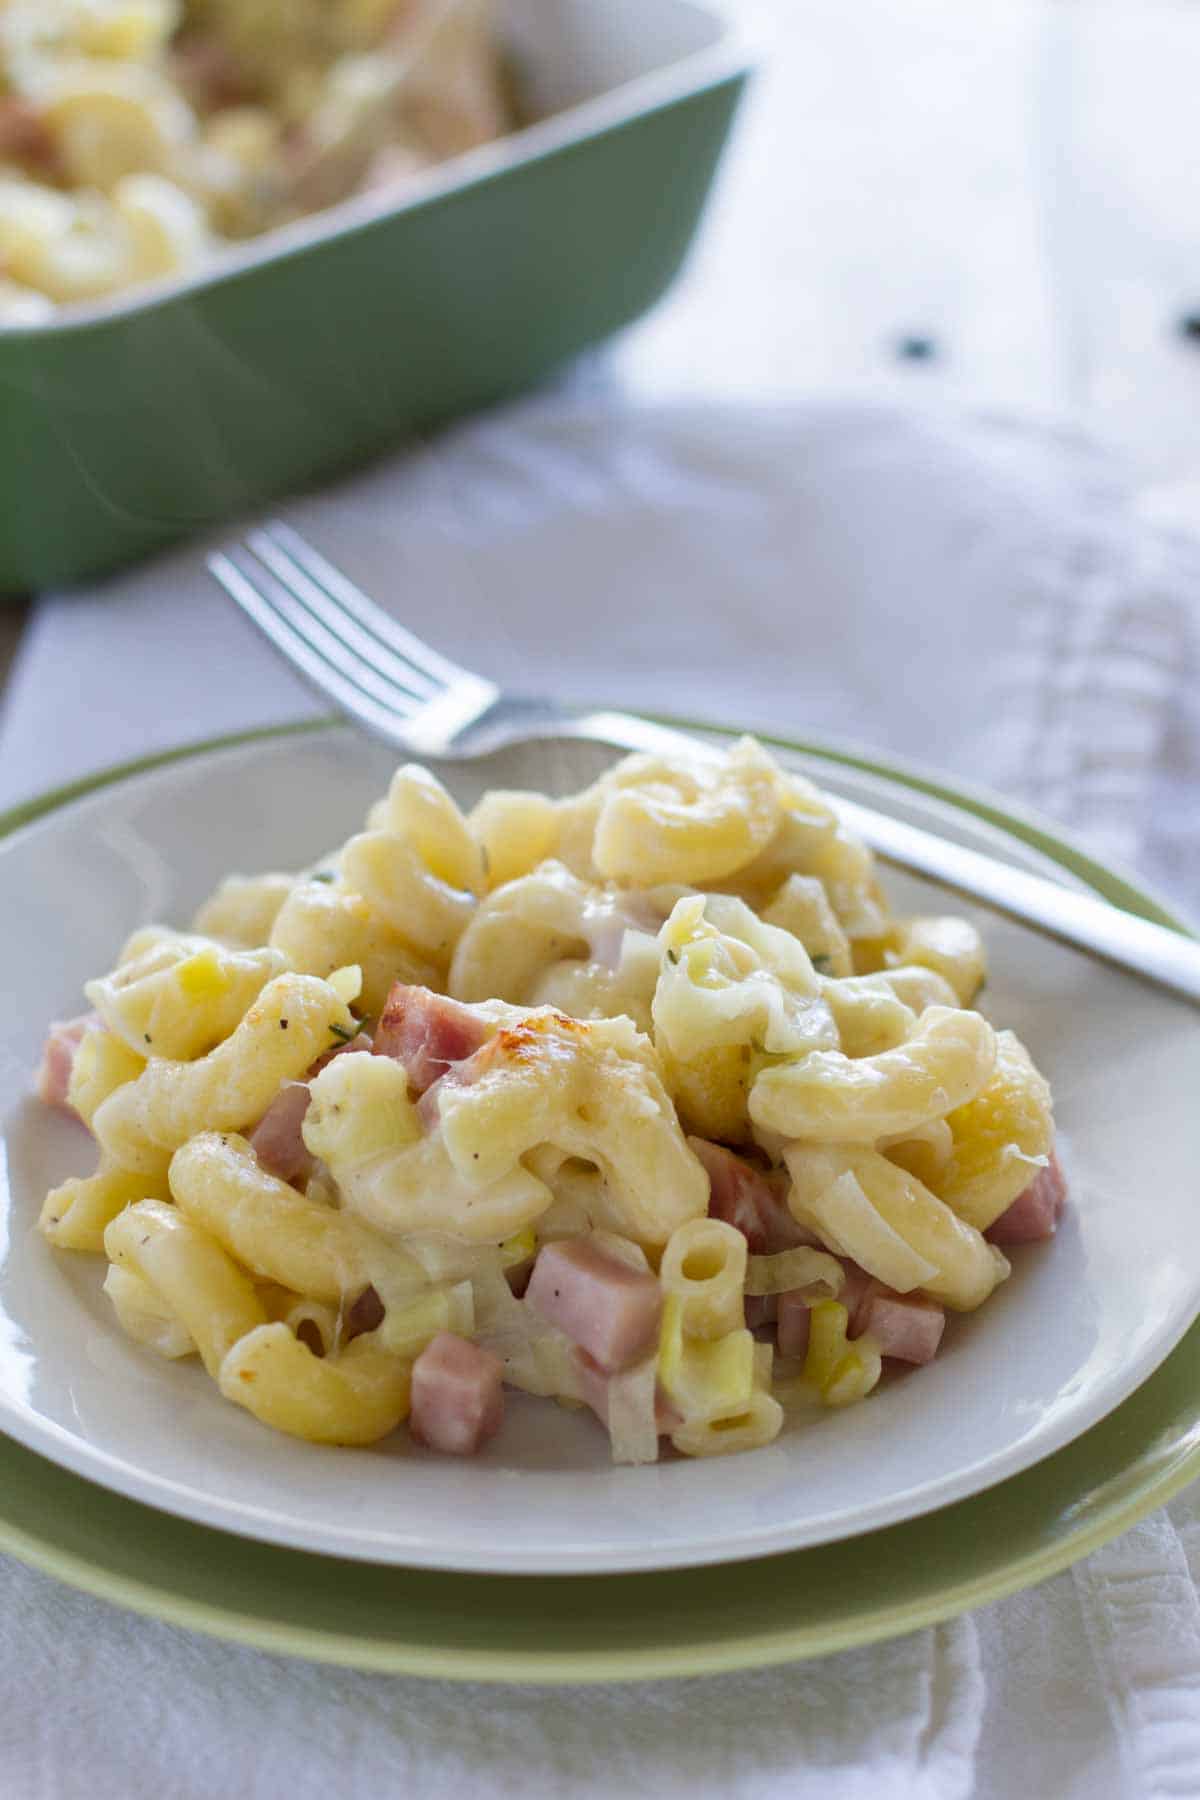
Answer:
310 869 336 884
666 948 680 965
328 1022 356 1044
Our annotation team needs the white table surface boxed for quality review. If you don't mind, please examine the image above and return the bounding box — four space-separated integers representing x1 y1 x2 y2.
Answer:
3 5 1200 1798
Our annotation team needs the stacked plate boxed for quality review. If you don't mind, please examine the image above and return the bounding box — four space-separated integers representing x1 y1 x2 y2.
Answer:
2 723 1197 1681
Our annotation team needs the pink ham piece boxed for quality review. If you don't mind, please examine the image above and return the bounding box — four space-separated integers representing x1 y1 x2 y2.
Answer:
34 1014 98 1113
859 1291 945 1364
373 983 490 1096
986 1152 1068 1245
409 1331 505 1455
0 97 57 172
248 1036 372 1187
744 1294 778 1330
689 1137 820 1254
778 1261 945 1366
776 1290 812 1360
249 1082 315 1187
525 1239 663 1373
169 38 253 110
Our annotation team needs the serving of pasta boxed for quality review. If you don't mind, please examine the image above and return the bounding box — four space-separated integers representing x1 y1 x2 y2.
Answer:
0 0 510 322
34 737 1066 1468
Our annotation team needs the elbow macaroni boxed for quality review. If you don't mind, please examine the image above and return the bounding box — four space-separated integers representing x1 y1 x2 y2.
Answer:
36 735 1060 1465
0 0 513 318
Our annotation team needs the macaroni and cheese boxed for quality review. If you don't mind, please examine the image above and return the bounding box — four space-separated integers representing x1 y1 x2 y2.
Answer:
0 0 510 320
35 739 1066 1464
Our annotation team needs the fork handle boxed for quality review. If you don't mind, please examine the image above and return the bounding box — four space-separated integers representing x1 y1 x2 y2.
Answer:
568 712 1200 1006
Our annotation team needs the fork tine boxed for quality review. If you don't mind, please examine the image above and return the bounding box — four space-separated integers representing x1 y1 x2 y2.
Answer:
247 526 440 704
224 542 436 719
260 521 470 691
208 550 421 751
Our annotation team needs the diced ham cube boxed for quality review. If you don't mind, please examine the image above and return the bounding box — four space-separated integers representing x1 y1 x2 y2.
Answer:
986 1152 1068 1245
169 37 253 109
858 1291 945 1364
525 1238 663 1373
777 1291 811 1360
777 1263 945 1367
249 1082 315 1187
0 97 58 173
248 1036 372 1187
744 1294 778 1330
689 1137 820 1254
409 1331 505 1456
836 1260 877 1336
373 984 490 1095
34 1014 97 1112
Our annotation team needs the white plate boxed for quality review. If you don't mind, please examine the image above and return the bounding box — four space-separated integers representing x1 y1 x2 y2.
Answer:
1 726 1197 1575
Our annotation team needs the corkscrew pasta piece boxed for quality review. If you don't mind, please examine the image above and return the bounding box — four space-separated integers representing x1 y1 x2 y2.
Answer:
431 1011 710 1248
760 872 854 977
218 1324 412 1446
749 1004 997 1143
40 1158 169 1253
92 971 356 1172
169 1131 384 1303
591 737 785 886
338 832 477 969
192 872 295 947
269 879 439 1016
86 936 286 1060
855 915 988 1006
785 1144 1009 1310
102 1262 196 1360
468 789 559 889
934 1029 1056 1231
376 764 487 895
66 1027 145 1128
651 893 838 1140
104 1198 268 1378
449 859 666 1031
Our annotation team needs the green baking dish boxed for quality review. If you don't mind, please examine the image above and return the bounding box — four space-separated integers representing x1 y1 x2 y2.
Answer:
0 0 750 597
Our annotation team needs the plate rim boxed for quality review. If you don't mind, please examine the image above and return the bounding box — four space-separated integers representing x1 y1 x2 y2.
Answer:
2 715 1198 1679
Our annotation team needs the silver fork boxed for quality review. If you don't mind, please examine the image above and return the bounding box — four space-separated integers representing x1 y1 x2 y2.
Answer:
209 521 1200 1005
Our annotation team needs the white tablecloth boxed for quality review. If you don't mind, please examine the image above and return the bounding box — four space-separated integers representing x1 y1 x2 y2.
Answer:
3 393 1200 1800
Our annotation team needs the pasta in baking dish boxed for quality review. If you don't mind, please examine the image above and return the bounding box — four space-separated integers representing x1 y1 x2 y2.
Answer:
35 739 1066 1464
0 0 510 320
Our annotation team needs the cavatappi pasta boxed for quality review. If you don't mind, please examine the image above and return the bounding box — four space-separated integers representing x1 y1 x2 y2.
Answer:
0 0 511 321
35 739 1066 1464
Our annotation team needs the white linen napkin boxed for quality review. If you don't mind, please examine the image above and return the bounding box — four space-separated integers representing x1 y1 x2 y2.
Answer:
1 393 1198 1800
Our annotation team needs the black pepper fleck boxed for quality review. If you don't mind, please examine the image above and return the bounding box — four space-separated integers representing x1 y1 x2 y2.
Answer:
280 1018 289 1029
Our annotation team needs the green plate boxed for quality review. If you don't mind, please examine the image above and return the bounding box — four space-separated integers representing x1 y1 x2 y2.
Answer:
1 720 1197 1682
